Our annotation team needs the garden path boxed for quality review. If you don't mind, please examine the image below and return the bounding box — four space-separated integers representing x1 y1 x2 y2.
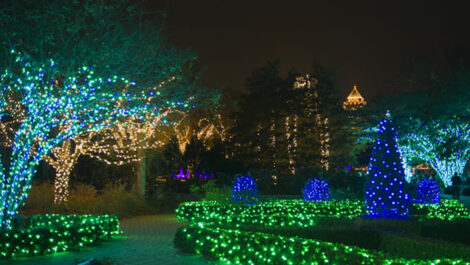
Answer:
2 214 222 265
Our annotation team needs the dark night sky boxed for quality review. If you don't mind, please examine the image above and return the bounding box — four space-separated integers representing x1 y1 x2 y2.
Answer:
149 0 470 100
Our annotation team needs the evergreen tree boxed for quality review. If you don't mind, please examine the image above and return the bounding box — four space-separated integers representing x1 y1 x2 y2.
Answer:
365 112 411 218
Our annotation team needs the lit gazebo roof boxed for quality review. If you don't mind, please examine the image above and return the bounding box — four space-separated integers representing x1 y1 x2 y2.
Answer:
343 85 366 110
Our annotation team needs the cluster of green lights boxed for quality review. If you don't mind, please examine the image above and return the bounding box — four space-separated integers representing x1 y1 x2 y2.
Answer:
175 223 469 265
0 214 120 259
176 200 365 227
176 200 469 226
411 200 469 221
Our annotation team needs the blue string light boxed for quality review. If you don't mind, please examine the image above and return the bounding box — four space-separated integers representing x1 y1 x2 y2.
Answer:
415 178 440 205
231 175 259 206
303 178 330 202
365 113 411 218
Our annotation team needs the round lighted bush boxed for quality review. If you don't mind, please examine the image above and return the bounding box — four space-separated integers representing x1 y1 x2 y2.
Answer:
303 177 330 202
415 178 440 205
231 175 259 205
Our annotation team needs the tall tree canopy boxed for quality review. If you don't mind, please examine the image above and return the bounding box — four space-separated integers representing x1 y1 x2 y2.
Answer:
362 48 470 185
229 61 357 176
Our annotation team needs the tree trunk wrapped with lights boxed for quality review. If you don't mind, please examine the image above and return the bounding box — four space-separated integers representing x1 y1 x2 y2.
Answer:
0 0 219 229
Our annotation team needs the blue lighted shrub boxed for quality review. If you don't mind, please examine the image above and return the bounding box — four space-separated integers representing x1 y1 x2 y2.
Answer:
415 178 440 205
231 175 259 205
303 178 330 202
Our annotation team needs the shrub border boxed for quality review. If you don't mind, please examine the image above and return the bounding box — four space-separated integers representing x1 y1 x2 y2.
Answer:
176 199 469 227
175 224 469 265
0 214 121 259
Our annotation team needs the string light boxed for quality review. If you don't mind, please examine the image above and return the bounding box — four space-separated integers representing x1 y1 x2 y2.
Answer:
400 118 470 187
42 107 223 203
173 168 190 180
365 113 411 218
176 200 468 225
231 175 259 205
414 178 440 205
0 214 120 258
303 178 330 202
175 223 469 265
0 50 194 229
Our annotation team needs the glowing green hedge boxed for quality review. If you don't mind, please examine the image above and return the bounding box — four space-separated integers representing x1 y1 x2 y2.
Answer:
411 200 469 220
175 224 469 265
0 214 120 259
176 200 364 227
176 199 469 226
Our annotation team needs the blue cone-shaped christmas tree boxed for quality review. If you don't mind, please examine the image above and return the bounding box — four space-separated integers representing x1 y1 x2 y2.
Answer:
365 112 411 218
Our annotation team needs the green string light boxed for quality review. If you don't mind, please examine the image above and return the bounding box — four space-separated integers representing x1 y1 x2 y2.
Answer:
176 200 469 226
0 214 120 259
175 224 470 265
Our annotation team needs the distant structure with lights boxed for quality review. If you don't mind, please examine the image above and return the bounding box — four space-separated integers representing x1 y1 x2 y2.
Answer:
343 85 367 111
290 74 330 171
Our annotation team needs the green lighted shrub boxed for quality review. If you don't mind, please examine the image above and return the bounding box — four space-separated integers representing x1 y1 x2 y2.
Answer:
176 200 364 227
0 214 120 259
176 199 469 227
409 200 469 220
174 224 469 265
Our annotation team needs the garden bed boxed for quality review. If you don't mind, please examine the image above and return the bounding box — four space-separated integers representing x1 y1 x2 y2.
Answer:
0 214 120 259
175 199 470 264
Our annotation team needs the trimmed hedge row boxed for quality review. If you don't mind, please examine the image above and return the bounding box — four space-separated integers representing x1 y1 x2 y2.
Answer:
176 199 469 226
411 200 469 220
175 224 469 265
0 214 120 259
222 223 470 260
176 200 364 227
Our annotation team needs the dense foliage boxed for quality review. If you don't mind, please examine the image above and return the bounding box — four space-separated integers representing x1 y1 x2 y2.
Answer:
229 61 358 175
0 214 120 259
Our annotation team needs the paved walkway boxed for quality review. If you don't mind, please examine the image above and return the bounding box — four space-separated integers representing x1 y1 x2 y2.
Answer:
2 214 221 265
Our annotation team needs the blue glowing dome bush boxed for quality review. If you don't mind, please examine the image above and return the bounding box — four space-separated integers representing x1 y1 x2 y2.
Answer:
231 175 259 205
415 178 440 205
303 177 330 202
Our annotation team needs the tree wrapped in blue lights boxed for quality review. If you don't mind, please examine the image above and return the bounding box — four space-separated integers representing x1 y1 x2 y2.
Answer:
365 113 411 218
303 178 330 202
415 178 440 205
231 175 259 205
